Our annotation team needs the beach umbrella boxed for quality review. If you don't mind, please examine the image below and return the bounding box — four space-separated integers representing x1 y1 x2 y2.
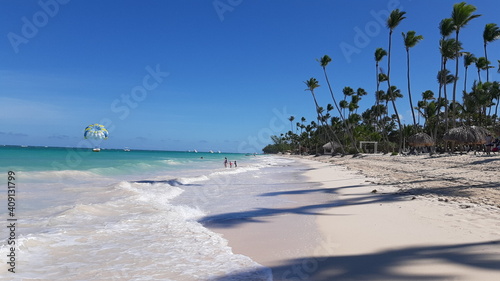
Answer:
84 124 109 140
408 133 434 147
469 126 490 144
322 141 340 154
408 132 434 147
443 126 490 144
322 141 340 150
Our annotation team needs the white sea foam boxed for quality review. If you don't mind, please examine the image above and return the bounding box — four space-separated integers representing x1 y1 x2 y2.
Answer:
0 154 316 280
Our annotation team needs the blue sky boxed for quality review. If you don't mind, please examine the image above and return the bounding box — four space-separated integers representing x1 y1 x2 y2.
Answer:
1 0 499 153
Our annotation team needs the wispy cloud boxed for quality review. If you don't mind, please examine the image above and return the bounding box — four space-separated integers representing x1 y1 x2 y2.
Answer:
0 97 66 121
48 134 70 140
0 131 29 137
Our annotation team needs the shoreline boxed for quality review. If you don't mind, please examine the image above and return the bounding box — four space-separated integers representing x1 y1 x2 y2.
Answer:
210 154 500 280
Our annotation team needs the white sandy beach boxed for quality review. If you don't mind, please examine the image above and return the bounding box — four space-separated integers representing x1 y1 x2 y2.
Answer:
211 154 500 280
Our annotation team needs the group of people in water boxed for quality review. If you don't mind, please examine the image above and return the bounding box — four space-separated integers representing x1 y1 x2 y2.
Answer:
223 157 237 168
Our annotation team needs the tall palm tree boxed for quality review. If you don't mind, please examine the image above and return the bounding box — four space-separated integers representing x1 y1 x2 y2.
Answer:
402 30 424 128
288 116 295 132
304 78 345 154
451 2 481 126
440 38 462 130
475 57 491 83
341 87 355 118
318 56 343 120
437 68 456 130
387 85 404 141
437 18 455 130
386 9 406 153
374 48 387 101
463 52 477 92
483 23 500 82
375 48 387 142
318 55 358 152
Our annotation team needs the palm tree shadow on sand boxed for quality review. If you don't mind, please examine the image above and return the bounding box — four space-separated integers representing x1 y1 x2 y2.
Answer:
214 240 500 281
199 184 403 228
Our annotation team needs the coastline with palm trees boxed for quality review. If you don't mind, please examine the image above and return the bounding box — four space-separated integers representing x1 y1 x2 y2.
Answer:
236 2 500 280
263 1 500 156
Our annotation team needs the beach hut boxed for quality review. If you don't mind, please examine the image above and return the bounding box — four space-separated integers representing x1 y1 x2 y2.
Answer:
322 141 340 154
408 133 434 147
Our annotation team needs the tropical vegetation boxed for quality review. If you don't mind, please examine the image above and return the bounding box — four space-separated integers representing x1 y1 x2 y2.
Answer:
263 2 499 155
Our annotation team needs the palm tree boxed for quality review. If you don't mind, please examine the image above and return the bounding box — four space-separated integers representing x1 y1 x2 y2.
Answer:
437 19 455 129
386 9 406 153
483 23 500 82
387 85 404 142
402 30 424 128
374 48 387 102
318 56 343 120
440 38 462 130
450 2 481 127
288 116 295 132
318 55 358 152
374 49 390 147
475 57 491 83
463 52 477 92
341 86 355 118
304 78 345 154
489 81 500 118
435 17 457 145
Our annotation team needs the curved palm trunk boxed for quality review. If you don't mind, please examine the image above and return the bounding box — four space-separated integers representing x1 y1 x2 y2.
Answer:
484 43 490 82
387 30 404 154
443 59 450 132
433 54 445 145
464 65 469 93
406 48 417 128
310 92 345 154
451 30 460 128
376 63 390 146
322 67 359 153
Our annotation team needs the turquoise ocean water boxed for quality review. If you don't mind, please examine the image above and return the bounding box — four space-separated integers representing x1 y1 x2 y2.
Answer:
0 146 322 280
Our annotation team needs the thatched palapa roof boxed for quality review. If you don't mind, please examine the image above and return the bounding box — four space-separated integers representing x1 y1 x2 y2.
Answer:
443 126 491 144
408 133 434 147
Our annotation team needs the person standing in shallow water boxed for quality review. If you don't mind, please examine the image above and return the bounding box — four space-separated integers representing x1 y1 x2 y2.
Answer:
234 160 237 167
224 157 228 167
